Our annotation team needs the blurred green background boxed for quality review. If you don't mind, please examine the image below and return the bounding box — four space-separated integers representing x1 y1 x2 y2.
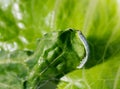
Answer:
0 0 119 51
0 0 120 89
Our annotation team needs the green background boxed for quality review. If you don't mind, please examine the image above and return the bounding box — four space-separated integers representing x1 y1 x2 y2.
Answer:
0 0 120 89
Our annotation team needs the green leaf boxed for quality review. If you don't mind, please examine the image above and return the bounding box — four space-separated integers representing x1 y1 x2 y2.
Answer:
0 63 28 89
26 29 85 89
0 0 120 89
57 0 120 88
57 56 120 89
0 50 30 89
